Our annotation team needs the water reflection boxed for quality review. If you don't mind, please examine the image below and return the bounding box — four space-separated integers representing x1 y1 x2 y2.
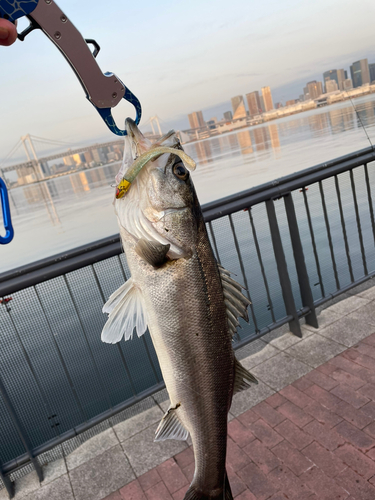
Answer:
268 124 280 153
237 130 253 154
23 182 61 225
192 140 213 164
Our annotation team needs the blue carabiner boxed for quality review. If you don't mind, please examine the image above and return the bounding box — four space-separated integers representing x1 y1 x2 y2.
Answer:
0 178 14 245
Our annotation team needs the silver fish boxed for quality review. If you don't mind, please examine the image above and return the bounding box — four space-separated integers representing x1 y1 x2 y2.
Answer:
101 119 257 500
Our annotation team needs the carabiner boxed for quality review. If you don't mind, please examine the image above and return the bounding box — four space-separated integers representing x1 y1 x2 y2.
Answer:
0 178 14 245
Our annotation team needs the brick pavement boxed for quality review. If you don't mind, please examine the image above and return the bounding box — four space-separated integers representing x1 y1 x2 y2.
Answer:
105 332 375 500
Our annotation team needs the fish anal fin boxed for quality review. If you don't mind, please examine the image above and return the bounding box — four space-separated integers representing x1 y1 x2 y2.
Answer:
183 472 233 500
233 357 258 394
155 404 189 442
135 238 170 268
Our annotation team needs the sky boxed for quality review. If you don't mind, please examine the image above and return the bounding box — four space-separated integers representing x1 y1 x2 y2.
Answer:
1 0 375 163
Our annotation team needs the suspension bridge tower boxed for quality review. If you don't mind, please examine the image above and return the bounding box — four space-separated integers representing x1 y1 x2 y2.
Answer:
149 116 162 136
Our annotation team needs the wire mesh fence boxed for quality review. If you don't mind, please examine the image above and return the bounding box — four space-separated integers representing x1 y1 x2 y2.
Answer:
1 146 375 496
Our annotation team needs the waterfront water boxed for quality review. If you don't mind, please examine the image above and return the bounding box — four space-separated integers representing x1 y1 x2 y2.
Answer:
2 93 375 273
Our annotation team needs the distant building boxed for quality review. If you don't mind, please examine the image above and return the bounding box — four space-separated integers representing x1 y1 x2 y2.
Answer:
92 148 107 164
261 86 274 111
350 59 370 87
223 111 233 121
259 95 265 113
72 153 85 165
275 102 283 109
306 80 323 99
63 155 75 166
84 151 93 164
286 99 296 106
188 111 205 129
343 79 353 90
325 79 338 93
370 63 375 83
246 91 262 117
231 95 247 119
323 69 345 91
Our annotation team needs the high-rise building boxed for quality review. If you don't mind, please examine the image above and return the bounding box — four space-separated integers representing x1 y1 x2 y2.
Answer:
286 99 296 106
323 69 345 91
223 111 233 121
343 79 353 90
246 91 262 117
326 79 338 93
261 86 274 111
370 63 375 83
231 96 247 119
350 59 370 87
188 111 205 129
306 81 323 99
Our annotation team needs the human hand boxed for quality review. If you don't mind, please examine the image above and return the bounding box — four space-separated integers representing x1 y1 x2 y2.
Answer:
0 19 17 46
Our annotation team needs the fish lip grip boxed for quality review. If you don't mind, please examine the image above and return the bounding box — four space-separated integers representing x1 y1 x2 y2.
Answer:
0 178 14 245
0 0 141 135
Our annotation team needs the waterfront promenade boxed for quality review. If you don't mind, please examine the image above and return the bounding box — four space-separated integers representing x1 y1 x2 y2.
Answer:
2 280 375 499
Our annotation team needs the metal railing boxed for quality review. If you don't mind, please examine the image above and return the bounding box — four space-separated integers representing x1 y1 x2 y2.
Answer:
1 145 375 497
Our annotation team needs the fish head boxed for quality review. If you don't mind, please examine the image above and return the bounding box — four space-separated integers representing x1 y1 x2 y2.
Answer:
115 120 201 260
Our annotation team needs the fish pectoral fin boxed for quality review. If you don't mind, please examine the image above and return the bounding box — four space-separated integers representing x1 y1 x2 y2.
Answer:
233 357 258 394
135 238 170 268
101 278 147 344
154 404 189 442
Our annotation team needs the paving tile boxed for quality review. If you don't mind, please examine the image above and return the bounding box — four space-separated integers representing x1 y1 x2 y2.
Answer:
137 469 161 491
3 471 40 500
331 383 370 409
361 332 375 346
302 441 347 478
334 420 375 452
361 401 375 419
119 480 146 500
304 400 343 428
156 459 188 495
279 385 313 408
230 379 274 417
328 354 367 377
319 312 374 347
22 475 74 500
122 423 187 476
172 487 187 500
69 445 134 500
305 369 339 391
343 349 375 371
335 467 375 500
252 401 286 427
173 447 194 470
304 420 345 451
236 408 259 427
267 464 314 499
363 421 375 439
277 401 314 428
303 307 342 332
304 384 342 409
286 334 346 368
240 341 280 370
333 400 373 429
266 393 287 409
104 491 123 500
144 481 173 500
274 419 313 450
237 463 278 500
227 418 256 447
242 438 281 474
350 302 375 326
265 328 312 350
292 375 314 392
233 489 257 500
114 405 164 442
271 440 313 476
41 458 67 486
317 363 338 377
66 428 118 471
252 352 311 392
331 368 367 389
226 437 252 472
300 466 349 500
354 342 375 360
358 382 375 400
324 294 368 317
227 469 247 497
249 418 284 448
181 462 194 482
334 444 375 479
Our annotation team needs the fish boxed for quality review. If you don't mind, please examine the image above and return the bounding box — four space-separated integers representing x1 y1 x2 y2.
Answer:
101 118 257 500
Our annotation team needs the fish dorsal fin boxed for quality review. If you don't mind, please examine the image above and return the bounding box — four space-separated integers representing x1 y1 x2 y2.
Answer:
233 357 258 394
218 265 250 336
154 404 189 442
135 238 170 268
101 278 147 343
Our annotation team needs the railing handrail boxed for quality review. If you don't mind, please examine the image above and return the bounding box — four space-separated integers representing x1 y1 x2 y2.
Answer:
2 144 375 297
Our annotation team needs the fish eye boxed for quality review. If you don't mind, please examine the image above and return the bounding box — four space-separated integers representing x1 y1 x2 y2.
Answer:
173 163 189 181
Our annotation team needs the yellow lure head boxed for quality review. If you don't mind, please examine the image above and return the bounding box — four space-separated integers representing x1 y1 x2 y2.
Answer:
115 179 131 199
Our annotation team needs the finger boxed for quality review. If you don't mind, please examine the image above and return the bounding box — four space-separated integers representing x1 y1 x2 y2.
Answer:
0 19 17 46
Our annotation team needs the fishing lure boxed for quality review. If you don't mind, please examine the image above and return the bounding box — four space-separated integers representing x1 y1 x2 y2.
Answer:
0 178 14 245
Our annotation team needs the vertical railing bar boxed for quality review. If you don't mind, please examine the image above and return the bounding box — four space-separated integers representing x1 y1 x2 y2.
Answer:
319 180 341 290
0 376 43 482
207 221 221 264
364 163 375 249
34 286 87 421
349 169 368 275
228 214 259 332
0 466 14 499
283 193 318 328
265 199 302 337
248 209 276 323
302 189 325 298
334 174 354 282
91 264 138 397
63 275 113 410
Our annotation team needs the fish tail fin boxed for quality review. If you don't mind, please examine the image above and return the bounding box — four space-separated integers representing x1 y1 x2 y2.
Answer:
183 472 233 500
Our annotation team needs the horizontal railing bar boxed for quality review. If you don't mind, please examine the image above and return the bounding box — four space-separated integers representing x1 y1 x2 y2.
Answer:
314 273 375 308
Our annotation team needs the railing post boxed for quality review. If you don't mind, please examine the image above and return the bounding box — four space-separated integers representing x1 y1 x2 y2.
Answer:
284 193 319 328
265 199 302 337
0 466 14 499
